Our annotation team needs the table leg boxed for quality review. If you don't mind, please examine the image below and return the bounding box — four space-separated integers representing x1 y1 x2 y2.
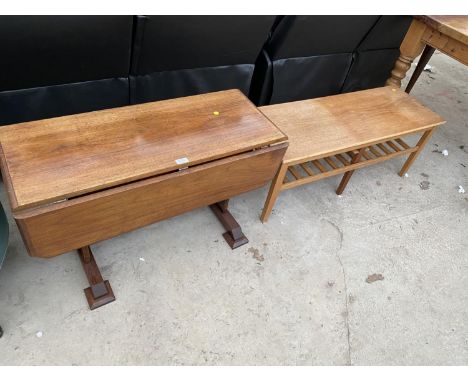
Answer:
261 163 288 223
405 45 436 93
398 128 436 177
210 200 249 249
78 246 115 310
386 19 427 88
336 148 365 195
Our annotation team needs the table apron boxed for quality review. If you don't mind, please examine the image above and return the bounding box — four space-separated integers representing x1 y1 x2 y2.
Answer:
422 31 468 65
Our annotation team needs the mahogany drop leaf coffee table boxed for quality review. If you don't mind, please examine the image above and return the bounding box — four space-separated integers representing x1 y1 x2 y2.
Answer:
0 89 287 310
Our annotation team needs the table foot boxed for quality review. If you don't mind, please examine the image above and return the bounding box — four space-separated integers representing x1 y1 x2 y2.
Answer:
210 200 249 249
78 246 115 310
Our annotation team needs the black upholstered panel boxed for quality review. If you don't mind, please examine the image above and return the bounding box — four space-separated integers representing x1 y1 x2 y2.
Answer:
0 16 133 92
131 64 254 104
342 16 412 92
130 16 275 103
0 15 413 125
0 78 129 126
270 54 352 104
132 16 275 74
253 16 381 105
253 15 412 105
341 49 400 93
268 16 379 59
249 50 273 106
356 15 412 51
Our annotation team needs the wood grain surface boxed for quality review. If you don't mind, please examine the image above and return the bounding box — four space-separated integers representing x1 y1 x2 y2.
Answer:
14 144 287 258
259 87 445 165
416 15 468 45
0 89 287 211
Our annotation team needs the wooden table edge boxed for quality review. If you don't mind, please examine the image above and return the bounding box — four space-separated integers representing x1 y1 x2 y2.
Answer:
0 142 19 210
7 133 288 213
282 121 445 167
415 15 468 45
13 142 290 219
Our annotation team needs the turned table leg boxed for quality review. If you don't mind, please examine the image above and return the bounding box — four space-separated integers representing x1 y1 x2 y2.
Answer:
78 246 115 310
386 19 427 88
210 200 249 249
405 45 436 93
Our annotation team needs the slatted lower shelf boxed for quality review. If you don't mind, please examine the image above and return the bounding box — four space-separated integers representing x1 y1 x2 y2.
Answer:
282 138 418 190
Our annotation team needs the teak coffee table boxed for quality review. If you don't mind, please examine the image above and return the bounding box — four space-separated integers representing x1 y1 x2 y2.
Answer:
0 89 288 310
259 87 445 222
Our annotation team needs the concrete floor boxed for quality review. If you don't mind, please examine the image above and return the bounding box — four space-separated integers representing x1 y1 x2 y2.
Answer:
0 53 467 365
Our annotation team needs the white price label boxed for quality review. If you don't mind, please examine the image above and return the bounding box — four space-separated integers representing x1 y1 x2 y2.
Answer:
175 157 189 165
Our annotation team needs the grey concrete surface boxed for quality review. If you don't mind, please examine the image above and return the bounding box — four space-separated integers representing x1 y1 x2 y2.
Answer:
0 52 467 365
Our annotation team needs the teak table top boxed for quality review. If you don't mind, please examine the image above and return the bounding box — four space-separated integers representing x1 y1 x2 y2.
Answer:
259 87 445 165
0 89 287 211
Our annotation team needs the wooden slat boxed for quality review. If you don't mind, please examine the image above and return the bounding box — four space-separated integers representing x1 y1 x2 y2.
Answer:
312 159 327 173
284 170 295 182
369 146 382 157
377 143 392 155
335 154 350 166
386 140 401 152
395 138 411 150
289 166 302 180
346 151 360 161
300 163 315 176
361 149 372 160
324 156 339 169
282 146 418 190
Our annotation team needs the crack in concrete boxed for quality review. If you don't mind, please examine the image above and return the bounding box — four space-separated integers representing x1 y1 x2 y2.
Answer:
357 204 447 229
324 219 352 366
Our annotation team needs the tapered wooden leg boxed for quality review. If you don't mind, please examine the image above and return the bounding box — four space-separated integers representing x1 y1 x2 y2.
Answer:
399 128 435 176
261 163 288 223
405 45 436 93
210 200 249 249
336 148 365 195
78 246 115 310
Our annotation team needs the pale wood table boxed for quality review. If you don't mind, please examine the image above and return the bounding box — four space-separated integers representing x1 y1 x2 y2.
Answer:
259 87 445 222
0 89 287 309
386 15 468 92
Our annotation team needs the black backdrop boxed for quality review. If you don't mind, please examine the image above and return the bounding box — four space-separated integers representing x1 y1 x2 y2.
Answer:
0 15 412 125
